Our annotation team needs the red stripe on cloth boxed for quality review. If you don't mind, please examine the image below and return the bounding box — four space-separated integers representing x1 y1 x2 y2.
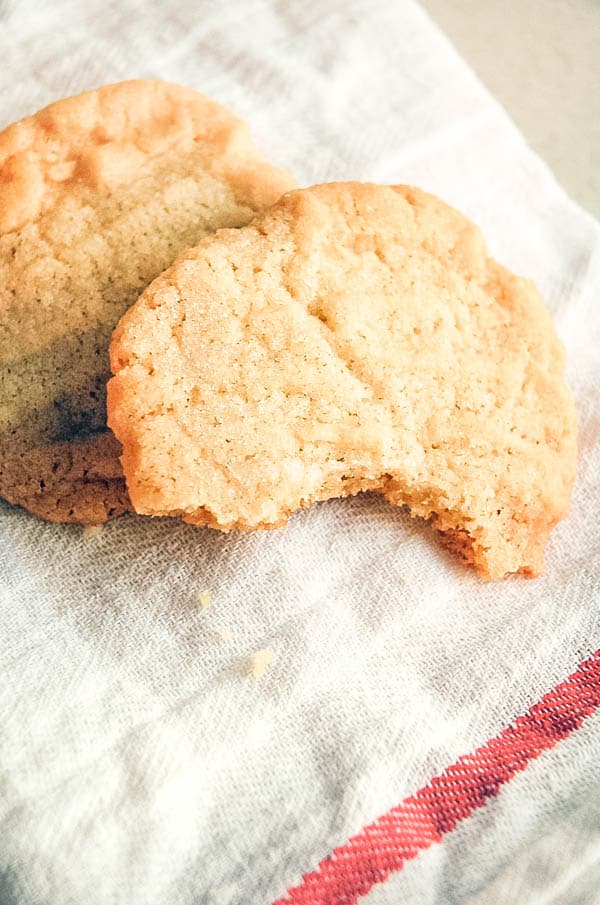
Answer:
275 649 600 905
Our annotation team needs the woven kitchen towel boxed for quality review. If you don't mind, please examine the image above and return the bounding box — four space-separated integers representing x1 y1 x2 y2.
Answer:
1 2 599 904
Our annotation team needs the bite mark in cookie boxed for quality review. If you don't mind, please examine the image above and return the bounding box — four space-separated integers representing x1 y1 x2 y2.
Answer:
108 183 578 578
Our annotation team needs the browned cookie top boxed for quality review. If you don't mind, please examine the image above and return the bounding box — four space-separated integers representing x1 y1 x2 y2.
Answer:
0 79 295 523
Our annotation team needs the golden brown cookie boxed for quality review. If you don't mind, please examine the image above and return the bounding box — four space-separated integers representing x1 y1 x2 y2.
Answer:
0 79 295 523
108 183 578 578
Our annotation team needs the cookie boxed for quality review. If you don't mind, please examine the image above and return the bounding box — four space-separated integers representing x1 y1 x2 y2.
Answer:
0 79 295 523
107 183 578 578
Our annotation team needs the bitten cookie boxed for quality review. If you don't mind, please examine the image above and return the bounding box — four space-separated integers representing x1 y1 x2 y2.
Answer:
0 79 295 523
108 183 578 578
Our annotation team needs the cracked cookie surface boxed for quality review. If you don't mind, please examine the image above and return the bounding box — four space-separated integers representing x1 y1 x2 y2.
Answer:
0 79 295 523
108 183 577 578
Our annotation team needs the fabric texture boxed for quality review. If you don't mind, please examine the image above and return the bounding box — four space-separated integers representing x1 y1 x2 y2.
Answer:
0 2 599 904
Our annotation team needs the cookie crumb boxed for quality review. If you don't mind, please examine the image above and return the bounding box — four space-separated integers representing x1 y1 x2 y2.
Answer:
249 648 273 678
217 627 232 641
197 590 212 608
82 525 103 538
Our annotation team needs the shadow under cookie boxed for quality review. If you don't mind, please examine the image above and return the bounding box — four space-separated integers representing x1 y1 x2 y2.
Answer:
0 432 130 524
0 326 130 522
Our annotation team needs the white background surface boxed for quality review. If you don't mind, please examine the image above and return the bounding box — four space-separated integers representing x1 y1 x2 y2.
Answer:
423 0 600 218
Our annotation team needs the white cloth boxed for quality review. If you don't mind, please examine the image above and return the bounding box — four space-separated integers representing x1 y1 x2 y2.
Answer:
1 2 599 904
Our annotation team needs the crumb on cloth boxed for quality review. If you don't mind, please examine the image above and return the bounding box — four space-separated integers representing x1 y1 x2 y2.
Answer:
249 648 273 678
217 627 232 641
82 525 103 538
197 590 212 608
